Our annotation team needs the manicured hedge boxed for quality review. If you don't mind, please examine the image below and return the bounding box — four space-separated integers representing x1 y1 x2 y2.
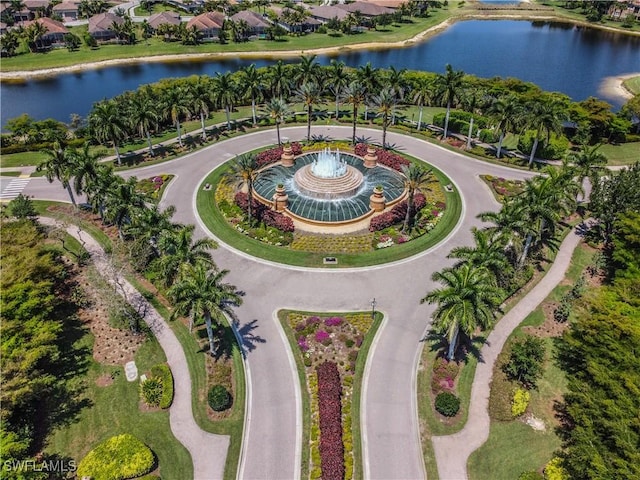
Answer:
76 434 155 480
435 392 460 417
151 363 174 409
316 361 344 480
369 193 426 232
208 385 232 412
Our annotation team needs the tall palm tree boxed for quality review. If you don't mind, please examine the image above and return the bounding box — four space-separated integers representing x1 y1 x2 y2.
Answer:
188 76 213 141
412 75 434 132
263 97 289 146
448 227 511 285
294 54 321 88
355 62 380 123
478 199 530 268
434 64 465 139
400 163 434 233
567 143 607 190
327 59 350 119
157 224 217 288
487 95 521 159
239 64 264 126
128 90 158 155
385 65 407 125
85 164 117 221
37 141 77 206
161 84 191 147
70 142 101 199
104 176 146 239
371 87 396 148
126 204 178 257
89 100 126 165
225 153 261 225
212 72 238 131
267 60 291 100
522 97 565 166
421 264 502 360
341 82 366 145
168 264 242 354
295 82 323 142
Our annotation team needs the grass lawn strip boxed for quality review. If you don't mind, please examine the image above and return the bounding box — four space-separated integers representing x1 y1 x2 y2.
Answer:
278 309 383 480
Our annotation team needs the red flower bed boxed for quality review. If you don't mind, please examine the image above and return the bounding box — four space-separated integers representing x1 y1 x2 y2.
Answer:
255 142 303 167
316 361 344 480
369 193 426 232
354 144 410 172
234 192 295 232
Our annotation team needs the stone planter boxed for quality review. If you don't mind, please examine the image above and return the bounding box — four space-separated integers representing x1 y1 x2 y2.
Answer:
281 145 295 167
273 185 289 211
363 145 378 168
369 186 386 212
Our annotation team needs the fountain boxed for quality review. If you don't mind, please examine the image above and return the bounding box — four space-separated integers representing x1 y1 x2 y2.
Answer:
294 148 364 200
311 148 348 178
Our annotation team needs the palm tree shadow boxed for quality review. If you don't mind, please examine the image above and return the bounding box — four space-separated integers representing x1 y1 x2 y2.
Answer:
223 310 266 358
419 330 486 363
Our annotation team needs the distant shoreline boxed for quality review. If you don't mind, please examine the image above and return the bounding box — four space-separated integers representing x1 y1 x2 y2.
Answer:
1 12 639 81
599 73 640 105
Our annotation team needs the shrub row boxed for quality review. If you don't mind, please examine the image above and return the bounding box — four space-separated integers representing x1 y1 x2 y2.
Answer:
369 193 426 232
433 111 489 134
234 192 295 232
316 361 345 480
353 143 410 171
255 142 303 167
151 363 174 409
77 434 155 480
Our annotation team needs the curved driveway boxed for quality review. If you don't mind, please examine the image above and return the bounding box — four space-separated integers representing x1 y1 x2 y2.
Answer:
21 126 537 479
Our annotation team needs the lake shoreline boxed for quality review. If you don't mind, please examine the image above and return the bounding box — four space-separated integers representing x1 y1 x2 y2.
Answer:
2 11 639 82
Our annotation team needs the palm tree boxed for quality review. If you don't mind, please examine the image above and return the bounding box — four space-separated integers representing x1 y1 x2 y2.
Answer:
341 82 366 145
126 204 178 257
434 64 465 139
157 224 217 288
37 141 77 206
421 264 501 361
385 65 407 125
188 76 213 141
85 164 117 221
412 75 434 132
294 54 321 88
355 62 380 123
371 87 396 148
478 199 530 268
522 97 565 166
327 59 350 119
225 153 261 225
567 143 607 190
239 64 264 127
487 95 521 158
128 90 158 155
211 72 237 131
448 227 511 285
161 84 191 147
295 82 323 142
70 142 102 199
168 264 242 354
89 100 126 165
104 176 146 239
400 163 434 233
263 97 289 146
267 60 291 100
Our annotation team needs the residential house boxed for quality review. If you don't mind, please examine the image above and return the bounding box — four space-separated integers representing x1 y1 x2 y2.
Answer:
22 17 69 46
337 1 395 17
187 11 225 40
608 0 640 21
88 12 123 41
148 11 181 31
52 1 80 23
308 5 350 23
230 10 270 39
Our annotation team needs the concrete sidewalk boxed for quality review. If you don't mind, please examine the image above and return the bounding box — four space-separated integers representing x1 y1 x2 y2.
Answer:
432 225 585 480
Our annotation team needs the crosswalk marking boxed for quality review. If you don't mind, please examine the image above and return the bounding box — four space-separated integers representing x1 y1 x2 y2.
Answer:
0 178 31 200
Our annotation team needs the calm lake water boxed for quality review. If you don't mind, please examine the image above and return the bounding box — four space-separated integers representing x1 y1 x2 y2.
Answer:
2 20 639 126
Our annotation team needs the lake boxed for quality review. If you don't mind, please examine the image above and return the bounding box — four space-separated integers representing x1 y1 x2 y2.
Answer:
1 19 639 126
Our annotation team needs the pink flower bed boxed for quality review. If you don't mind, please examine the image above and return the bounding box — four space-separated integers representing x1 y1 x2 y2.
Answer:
256 142 303 167
324 317 344 327
354 144 410 172
369 193 426 232
316 361 345 480
234 192 294 232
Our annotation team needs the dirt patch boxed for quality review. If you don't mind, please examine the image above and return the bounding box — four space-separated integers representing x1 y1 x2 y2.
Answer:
95 373 114 387
524 303 569 338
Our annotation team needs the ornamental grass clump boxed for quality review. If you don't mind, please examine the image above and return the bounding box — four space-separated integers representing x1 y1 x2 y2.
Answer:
316 361 345 480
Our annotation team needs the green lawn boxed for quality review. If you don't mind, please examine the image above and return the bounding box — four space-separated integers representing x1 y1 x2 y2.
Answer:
45 312 193 479
0 150 49 168
599 142 640 166
622 76 640 95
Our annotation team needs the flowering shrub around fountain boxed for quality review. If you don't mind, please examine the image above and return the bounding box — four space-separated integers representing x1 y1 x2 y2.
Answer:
256 142 303 167
353 144 410 172
369 194 427 232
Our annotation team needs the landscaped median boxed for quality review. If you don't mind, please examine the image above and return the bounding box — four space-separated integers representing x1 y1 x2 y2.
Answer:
278 310 383 480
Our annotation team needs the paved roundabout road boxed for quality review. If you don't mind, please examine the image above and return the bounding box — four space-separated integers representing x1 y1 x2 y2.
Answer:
21 126 538 479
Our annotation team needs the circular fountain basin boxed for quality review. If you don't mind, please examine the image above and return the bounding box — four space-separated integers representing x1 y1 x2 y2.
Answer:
294 164 364 200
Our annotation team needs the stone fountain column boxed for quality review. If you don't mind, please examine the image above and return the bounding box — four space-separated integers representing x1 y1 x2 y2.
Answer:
369 186 386 212
273 185 289 211
363 145 378 168
281 144 295 167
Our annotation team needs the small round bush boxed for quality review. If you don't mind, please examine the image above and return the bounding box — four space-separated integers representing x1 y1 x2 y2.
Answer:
208 385 232 412
140 378 163 407
435 392 460 417
77 434 154 480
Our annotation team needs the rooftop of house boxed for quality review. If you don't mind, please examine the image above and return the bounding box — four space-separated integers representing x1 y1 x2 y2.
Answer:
187 11 225 30
22 16 69 34
88 12 124 32
52 2 80 12
148 11 181 28
309 5 350 21
230 10 270 28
